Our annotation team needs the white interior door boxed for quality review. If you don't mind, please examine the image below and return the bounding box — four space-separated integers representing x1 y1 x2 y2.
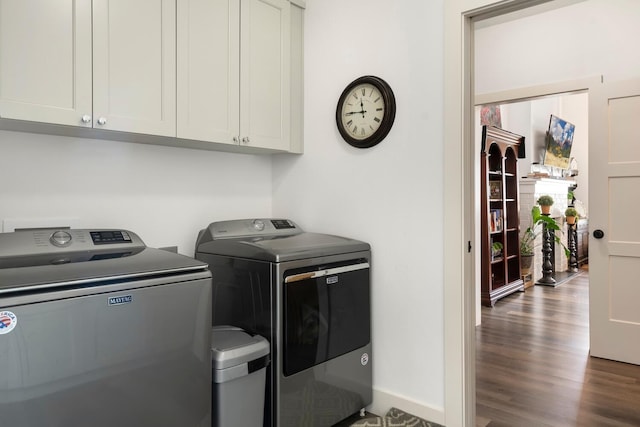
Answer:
589 77 640 365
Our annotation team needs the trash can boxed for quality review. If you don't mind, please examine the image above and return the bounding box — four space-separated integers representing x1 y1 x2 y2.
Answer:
211 326 270 427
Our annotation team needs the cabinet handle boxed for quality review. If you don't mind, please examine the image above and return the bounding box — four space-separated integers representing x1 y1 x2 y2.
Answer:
232 136 239 143
241 137 250 144
97 117 107 126
81 115 91 124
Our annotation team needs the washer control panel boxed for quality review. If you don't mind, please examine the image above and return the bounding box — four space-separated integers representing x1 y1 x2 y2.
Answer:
0 229 145 260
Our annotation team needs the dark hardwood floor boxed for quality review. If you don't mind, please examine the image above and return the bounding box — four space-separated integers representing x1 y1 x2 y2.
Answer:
476 269 640 427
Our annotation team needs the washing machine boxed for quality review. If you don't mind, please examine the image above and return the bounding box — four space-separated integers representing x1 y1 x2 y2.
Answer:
0 228 212 427
195 219 371 427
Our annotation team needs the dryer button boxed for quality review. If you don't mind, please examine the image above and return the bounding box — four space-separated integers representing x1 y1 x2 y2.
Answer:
50 231 72 247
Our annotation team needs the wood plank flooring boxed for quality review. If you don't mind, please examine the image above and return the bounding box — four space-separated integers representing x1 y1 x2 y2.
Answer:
476 270 640 426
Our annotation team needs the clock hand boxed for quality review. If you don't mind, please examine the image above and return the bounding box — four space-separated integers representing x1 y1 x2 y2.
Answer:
345 110 367 116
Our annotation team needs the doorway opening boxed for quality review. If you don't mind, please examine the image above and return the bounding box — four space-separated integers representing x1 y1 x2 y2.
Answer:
473 90 589 323
467 2 600 425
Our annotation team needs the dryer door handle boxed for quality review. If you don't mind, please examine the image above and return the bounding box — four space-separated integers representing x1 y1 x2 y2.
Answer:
284 262 370 283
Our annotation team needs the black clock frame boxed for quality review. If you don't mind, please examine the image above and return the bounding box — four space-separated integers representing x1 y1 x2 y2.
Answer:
335 75 396 149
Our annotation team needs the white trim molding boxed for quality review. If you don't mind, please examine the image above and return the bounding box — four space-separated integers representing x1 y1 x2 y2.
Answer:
368 387 445 425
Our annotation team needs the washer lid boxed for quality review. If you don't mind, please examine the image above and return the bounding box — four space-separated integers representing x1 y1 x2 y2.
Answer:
0 229 209 294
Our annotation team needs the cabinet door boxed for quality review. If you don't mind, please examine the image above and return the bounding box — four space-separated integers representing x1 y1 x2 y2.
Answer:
93 0 176 136
177 0 240 144
240 0 290 151
0 0 92 127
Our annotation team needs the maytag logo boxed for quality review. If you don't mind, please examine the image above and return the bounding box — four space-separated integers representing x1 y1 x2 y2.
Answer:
108 295 133 306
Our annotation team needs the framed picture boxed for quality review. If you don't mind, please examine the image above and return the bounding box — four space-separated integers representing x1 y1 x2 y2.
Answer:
489 181 502 199
480 105 502 128
543 114 575 169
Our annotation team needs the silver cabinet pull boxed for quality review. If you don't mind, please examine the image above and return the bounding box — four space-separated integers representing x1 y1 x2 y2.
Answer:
81 115 91 123
97 117 107 125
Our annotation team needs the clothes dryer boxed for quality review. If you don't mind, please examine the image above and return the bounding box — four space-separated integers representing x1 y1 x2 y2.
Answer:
195 219 371 427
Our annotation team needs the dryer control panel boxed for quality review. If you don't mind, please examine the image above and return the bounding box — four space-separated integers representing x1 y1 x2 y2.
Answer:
199 218 301 242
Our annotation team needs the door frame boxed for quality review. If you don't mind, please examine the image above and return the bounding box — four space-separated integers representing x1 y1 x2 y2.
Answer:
443 1 570 425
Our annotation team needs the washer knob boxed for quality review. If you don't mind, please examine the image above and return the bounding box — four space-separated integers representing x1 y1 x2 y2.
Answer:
253 219 265 231
50 230 72 247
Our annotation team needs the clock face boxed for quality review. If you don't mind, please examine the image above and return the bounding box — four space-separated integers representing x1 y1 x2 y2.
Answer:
336 76 396 148
339 83 385 141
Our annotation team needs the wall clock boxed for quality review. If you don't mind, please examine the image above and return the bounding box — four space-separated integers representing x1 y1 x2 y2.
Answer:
335 75 396 149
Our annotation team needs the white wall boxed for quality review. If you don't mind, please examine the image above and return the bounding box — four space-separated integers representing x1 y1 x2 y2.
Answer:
273 0 446 420
0 130 273 254
474 0 640 95
560 94 589 210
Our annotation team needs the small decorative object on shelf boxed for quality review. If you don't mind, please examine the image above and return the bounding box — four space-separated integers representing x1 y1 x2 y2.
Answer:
491 241 503 261
490 209 503 232
489 181 502 199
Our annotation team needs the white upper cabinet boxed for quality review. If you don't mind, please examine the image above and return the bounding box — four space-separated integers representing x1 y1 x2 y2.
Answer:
0 0 176 137
0 0 92 127
178 0 292 152
93 0 176 136
240 0 290 151
177 0 240 144
1 0 300 152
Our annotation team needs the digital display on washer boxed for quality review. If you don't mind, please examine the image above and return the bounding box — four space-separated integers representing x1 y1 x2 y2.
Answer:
90 231 133 245
271 219 295 229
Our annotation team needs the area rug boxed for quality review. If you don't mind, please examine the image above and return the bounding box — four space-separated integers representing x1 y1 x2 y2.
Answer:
349 407 445 427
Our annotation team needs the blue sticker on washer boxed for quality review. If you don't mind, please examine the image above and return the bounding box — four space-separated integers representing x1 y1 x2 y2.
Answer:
0 311 17 335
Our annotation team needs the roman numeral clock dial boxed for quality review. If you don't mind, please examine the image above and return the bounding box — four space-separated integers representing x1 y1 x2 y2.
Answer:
336 75 396 148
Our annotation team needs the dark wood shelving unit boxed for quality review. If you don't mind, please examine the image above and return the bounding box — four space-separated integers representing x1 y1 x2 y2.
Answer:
481 125 525 307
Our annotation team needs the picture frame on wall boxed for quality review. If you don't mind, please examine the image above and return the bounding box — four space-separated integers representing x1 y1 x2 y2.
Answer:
480 105 502 128
543 114 575 169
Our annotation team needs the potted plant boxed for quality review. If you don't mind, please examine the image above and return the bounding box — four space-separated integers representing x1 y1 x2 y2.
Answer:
520 205 569 275
491 241 503 261
565 207 578 225
537 194 554 215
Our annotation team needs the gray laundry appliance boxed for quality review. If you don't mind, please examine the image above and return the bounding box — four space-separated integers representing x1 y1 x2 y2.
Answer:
0 228 212 427
195 219 372 427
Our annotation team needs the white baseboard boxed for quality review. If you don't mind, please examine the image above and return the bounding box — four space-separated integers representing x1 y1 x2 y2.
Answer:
367 387 445 425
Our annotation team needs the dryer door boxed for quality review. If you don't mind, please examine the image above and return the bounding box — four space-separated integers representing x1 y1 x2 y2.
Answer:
282 260 370 376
